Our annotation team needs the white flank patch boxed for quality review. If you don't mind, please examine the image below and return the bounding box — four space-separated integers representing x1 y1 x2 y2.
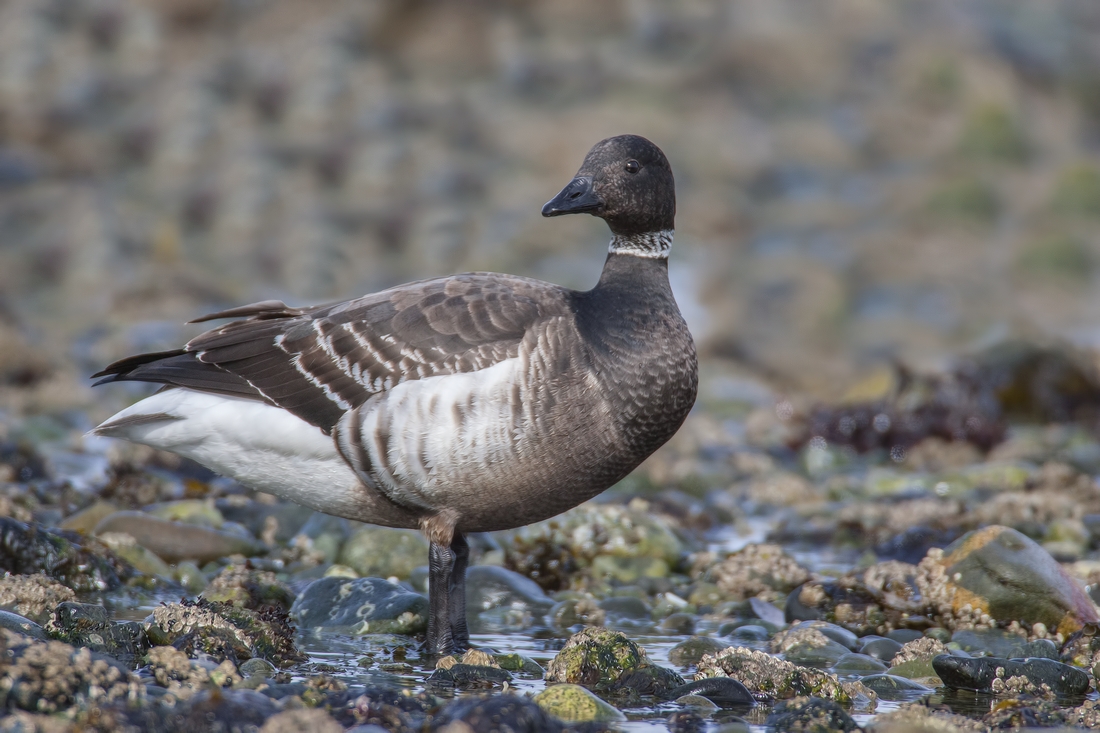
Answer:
347 356 526 509
93 390 365 517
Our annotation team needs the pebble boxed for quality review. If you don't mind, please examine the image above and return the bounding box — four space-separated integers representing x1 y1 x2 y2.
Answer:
833 652 888 674
290 577 428 635
464 565 555 628
533 683 626 722
765 696 859 732
94 511 263 563
427 663 513 690
932 654 1090 697
886 629 923 644
0 610 47 640
859 636 902 662
337 526 428 580
665 677 755 707
668 636 729 667
599 595 652 619
859 673 933 700
725 623 770 641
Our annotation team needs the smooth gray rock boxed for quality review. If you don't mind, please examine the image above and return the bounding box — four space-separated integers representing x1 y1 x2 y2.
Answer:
290 577 428 635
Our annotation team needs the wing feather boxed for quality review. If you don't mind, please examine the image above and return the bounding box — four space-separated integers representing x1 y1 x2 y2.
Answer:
93 273 571 433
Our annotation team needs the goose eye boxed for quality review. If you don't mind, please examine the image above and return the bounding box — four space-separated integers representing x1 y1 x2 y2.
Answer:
625 160 640 174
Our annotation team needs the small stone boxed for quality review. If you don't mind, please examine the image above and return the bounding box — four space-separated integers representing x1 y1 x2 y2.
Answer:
435 693 566 732
0 628 146 713
859 637 902 662
694 646 874 706
660 612 696 635
290 576 428 635
202 564 295 611
703 544 811 603
726 624 770 641
885 629 923 644
546 627 655 691
46 601 150 666
668 636 729 667
533 683 626 722
259 708 344 733
145 499 225 527
174 561 208 594
427 663 513 690
0 517 132 592
97 531 174 577
859 674 933 701
676 694 719 711
916 525 1099 635
239 658 277 678
493 653 544 676
58 500 119 533
0 610 46 640
932 654 1089 697
665 677 755 707
833 652 888 675
95 511 263 563
599 595 652 619
0 573 76 624
765 696 859 732
465 565 554 632
337 527 428 580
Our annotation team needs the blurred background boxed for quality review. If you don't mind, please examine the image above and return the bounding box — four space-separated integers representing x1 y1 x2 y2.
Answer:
3 0 1100 423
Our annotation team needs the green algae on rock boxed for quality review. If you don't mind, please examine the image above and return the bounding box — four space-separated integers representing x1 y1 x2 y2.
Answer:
146 597 304 668
694 646 875 709
533 683 626 723
46 602 150 667
545 627 682 694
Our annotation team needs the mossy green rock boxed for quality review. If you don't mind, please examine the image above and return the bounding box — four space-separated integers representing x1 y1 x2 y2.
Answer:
337 527 428 580
534 683 626 723
546 627 648 688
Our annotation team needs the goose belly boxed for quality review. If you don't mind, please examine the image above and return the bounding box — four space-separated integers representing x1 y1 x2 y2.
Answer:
335 356 611 523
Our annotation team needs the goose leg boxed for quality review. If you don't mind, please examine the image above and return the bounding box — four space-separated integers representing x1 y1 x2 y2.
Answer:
448 532 470 652
427 540 456 655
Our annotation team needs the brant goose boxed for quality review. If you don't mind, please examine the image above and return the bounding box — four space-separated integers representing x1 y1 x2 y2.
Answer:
91 134 698 654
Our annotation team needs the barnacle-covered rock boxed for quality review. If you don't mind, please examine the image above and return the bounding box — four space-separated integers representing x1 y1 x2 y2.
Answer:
0 518 134 592
0 573 75 624
202 564 295 611
546 627 683 695
145 598 304 668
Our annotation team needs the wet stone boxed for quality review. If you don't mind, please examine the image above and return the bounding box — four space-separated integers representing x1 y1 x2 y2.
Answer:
950 628 1029 658
726 624 770 641
0 517 133 592
146 597 304 668
464 565 554 633
859 674 933 701
46 601 150 666
546 626 647 687
260 708 344 733
859 637 902 662
660 612 697 635
885 629 923 645
94 511 264 564
833 652 888 675
239 657 277 679
533 683 626 722
765 696 860 732
427 663 513 690
917 525 1099 634
695 646 874 706
0 628 145 714
0 573 76 624
430 693 567 733
703 543 811 603
0 610 46 640
665 677 755 707
290 576 428 635
337 526 429 580
932 654 1090 697
202 564 296 611
599 595 652 620
607 662 685 698
676 693 718 711
668 636 729 667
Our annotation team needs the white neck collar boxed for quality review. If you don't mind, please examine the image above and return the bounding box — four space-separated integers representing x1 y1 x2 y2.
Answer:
608 230 673 259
